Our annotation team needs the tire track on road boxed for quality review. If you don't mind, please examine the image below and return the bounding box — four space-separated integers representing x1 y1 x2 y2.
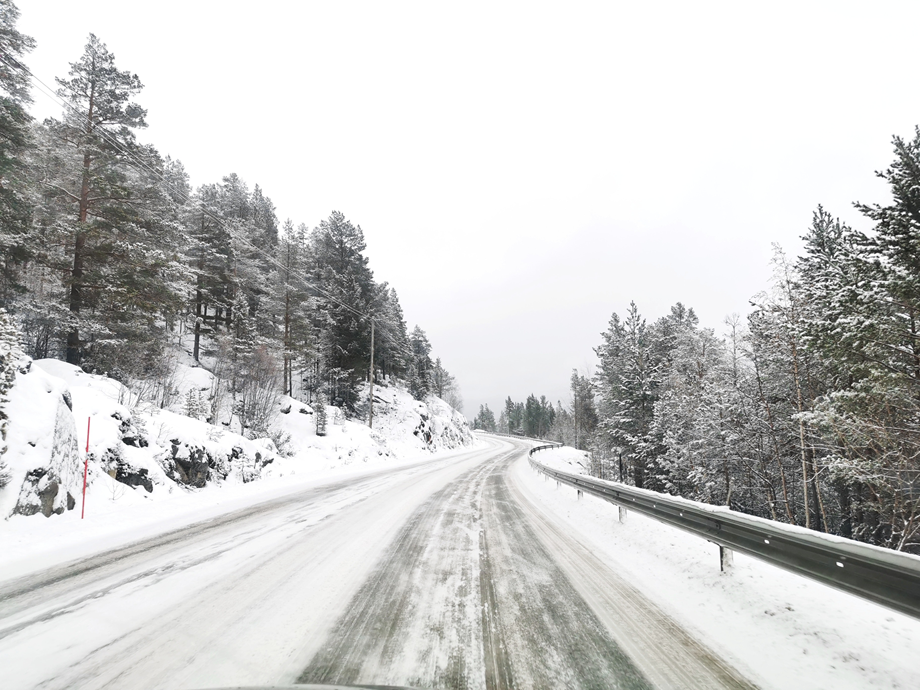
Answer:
507 459 759 690
298 453 505 689
479 462 652 690
0 446 498 690
299 444 652 690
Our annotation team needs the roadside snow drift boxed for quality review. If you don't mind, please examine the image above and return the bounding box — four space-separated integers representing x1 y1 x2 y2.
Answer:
0 357 473 524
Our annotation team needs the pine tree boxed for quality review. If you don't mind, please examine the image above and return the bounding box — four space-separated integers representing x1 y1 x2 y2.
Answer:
503 397 515 433
539 395 555 437
0 0 36 306
372 286 411 382
186 183 234 361
856 128 920 372
47 34 148 365
185 388 203 420
272 219 315 397
430 356 462 409
792 131 920 549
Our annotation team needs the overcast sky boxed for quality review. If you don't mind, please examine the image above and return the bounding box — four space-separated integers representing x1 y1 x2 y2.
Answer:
14 1 920 418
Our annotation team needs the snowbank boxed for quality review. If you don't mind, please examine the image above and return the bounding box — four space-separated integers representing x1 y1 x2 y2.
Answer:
0 357 473 526
519 448 920 690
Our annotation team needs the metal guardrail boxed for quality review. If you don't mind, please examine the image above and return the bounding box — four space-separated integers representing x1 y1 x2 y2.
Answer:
477 430 558 445
528 445 920 621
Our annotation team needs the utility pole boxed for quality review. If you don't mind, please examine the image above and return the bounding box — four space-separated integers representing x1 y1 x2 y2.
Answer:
368 319 375 429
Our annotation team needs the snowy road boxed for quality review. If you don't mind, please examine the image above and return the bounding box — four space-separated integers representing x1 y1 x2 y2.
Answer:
0 437 754 690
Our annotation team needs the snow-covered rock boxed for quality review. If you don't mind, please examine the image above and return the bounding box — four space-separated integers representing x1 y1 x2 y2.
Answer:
268 383 472 473
152 409 275 487
0 358 473 521
1 360 82 518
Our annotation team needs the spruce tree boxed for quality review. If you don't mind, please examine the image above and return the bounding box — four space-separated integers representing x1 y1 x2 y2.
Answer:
407 326 433 400
372 285 411 381
309 211 375 410
595 302 658 486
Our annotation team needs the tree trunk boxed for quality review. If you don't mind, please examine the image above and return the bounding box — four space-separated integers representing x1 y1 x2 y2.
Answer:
66 150 93 366
67 70 95 366
754 356 796 523
283 288 291 396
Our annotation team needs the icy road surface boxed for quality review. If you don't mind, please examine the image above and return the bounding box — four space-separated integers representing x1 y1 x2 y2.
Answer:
0 437 753 690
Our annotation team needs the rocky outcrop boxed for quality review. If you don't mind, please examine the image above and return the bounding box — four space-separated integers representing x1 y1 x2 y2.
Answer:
11 391 81 517
166 442 211 488
159 437 274 489
13 467 76 517
113 463 153 493
413 412 434 445
112 410 147 448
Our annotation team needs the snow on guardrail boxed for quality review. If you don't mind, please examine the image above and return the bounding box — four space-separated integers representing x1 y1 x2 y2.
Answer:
527 444 920 621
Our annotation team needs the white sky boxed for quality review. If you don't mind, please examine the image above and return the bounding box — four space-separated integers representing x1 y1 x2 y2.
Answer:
14 0 920 418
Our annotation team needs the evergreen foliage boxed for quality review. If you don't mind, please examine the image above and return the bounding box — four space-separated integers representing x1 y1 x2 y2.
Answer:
309 211 376 410
184 388 204 421
0 21 460 452
502 129 920 553
472 403 496 431
314 394 327 436
522 134 920 551
407 326 433 400
0 0 35 307
0 308 23 487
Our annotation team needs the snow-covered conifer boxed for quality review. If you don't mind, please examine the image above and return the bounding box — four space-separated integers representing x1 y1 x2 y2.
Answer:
0 0 36 305
0 308 24 487
314 394 327 436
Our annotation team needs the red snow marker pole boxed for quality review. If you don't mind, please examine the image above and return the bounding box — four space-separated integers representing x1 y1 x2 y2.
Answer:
81 417 90 519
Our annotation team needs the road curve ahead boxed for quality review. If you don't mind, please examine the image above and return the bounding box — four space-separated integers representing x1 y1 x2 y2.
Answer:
0 437 755 690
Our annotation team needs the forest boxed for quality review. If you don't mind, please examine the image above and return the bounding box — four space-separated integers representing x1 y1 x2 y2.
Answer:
4 0 920 555
0 3 461 457
477 143 920 554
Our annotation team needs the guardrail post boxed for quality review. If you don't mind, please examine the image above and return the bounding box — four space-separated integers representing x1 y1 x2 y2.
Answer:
556 480 560 489
526 447 920 619
577 490 583 500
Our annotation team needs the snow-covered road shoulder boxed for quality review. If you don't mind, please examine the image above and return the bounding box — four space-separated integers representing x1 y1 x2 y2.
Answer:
0 356 477 581
512 453 920 690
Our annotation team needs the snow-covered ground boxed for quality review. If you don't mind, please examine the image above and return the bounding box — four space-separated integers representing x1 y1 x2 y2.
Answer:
0 442 499 690
0 354 475 578
522 446 920 690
